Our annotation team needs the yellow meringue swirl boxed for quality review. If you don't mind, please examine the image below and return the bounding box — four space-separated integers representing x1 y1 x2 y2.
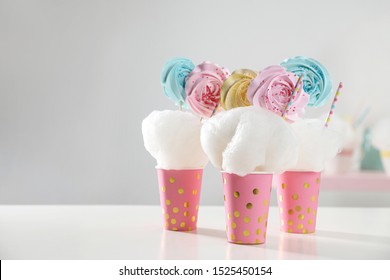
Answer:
220 69 257 110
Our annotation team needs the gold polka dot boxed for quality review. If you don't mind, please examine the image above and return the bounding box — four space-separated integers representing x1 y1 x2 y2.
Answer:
304 182 310 189
165 213 169 220
288 228 293 233
165 222 169 227
223 177 227 184
297 223 303 229
302 229 308 234
192 189 197 195
161 186 166 192
308 219 313 225
231 234 235 240
298 214 304 220
282 183 286 189
258 217 263 223
172 227 178 231
288 220 293 226
256 228 261 235
313 210 317 215
188 226 192 231
288 209 294 215
178 188 184 194
263 200 268 206
223 195 226 201
197 173 201 180
295 205 301 212
244 217 250 223
311 195 316 201
264 232 266 239
237 241 243 244
191 216 196 222
195 205 199 210
246 203 253 209
316 178 320 184
292 194 299 200
263 213 268 219
307 207 311 214
232 222 237 229
184 211 189 217
234 191 240 198
280 207 283 214
184 202 189 208
243 230 250 237
279 195 283 202
169 177 175 183
227 213 231 220
172 207 179 214
171 218 176 225
180 222 186 228
253 188 259 195
281 219 284 226
234 211 240 218
166 199 171 206
255 239 260 244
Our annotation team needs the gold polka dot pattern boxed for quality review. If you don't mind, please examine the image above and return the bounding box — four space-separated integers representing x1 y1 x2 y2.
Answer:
222 172 273 244
275 171 321 234
157 169 203 231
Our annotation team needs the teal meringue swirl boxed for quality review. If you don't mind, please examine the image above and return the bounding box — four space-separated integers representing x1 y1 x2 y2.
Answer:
281 56 332 107
161 57 195 108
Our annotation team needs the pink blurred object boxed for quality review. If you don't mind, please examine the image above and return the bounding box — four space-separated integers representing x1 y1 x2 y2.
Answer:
275 171 321 234
157 169 203 231
222 172 273 244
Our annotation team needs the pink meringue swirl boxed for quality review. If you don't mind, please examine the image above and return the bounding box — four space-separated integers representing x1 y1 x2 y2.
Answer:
185 61 230 118
247 65 309 122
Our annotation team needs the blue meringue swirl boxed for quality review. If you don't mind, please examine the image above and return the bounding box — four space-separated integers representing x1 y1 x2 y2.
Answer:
161 57 195 108
281 56 332 107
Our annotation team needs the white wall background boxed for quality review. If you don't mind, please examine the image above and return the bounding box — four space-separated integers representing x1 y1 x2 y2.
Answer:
1 0 390 205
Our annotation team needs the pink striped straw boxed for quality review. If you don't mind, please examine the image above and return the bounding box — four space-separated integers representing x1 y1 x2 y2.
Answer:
282 75 303 120
325 82 343 128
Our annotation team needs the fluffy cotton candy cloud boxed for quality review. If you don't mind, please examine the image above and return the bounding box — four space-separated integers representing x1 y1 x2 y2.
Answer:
371 118 390 151
142 110 208 169
290 119 343 171
327 114 361 150
201 107 298 176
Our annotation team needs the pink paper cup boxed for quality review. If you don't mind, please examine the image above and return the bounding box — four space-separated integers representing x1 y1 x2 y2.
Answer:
222 172 273 244
275 171 321 234
156 168 203 231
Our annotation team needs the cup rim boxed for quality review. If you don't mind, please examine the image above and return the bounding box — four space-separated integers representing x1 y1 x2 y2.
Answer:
155 166 204 171
281 170 322 175
221 170 273 175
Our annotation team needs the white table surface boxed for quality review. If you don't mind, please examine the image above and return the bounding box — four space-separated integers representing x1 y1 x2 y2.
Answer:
1 205 389 260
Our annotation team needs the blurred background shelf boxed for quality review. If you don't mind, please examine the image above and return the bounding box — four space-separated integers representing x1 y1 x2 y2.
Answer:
321 171 390 192
269 171 390 208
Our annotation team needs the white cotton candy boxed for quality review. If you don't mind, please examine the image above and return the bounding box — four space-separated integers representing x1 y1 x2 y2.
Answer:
290 119 343 171
201 107 298 176
371 118 390 150
326 114 361 150
142 110 208 169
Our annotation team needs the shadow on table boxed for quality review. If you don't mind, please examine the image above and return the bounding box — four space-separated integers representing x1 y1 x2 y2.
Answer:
195 227 226 239
272 230 390 259
316 230 390 245
159 229 200 259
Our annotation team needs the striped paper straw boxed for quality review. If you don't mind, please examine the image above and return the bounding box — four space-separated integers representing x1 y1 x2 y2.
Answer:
325 82 343 128
282 75 303 120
